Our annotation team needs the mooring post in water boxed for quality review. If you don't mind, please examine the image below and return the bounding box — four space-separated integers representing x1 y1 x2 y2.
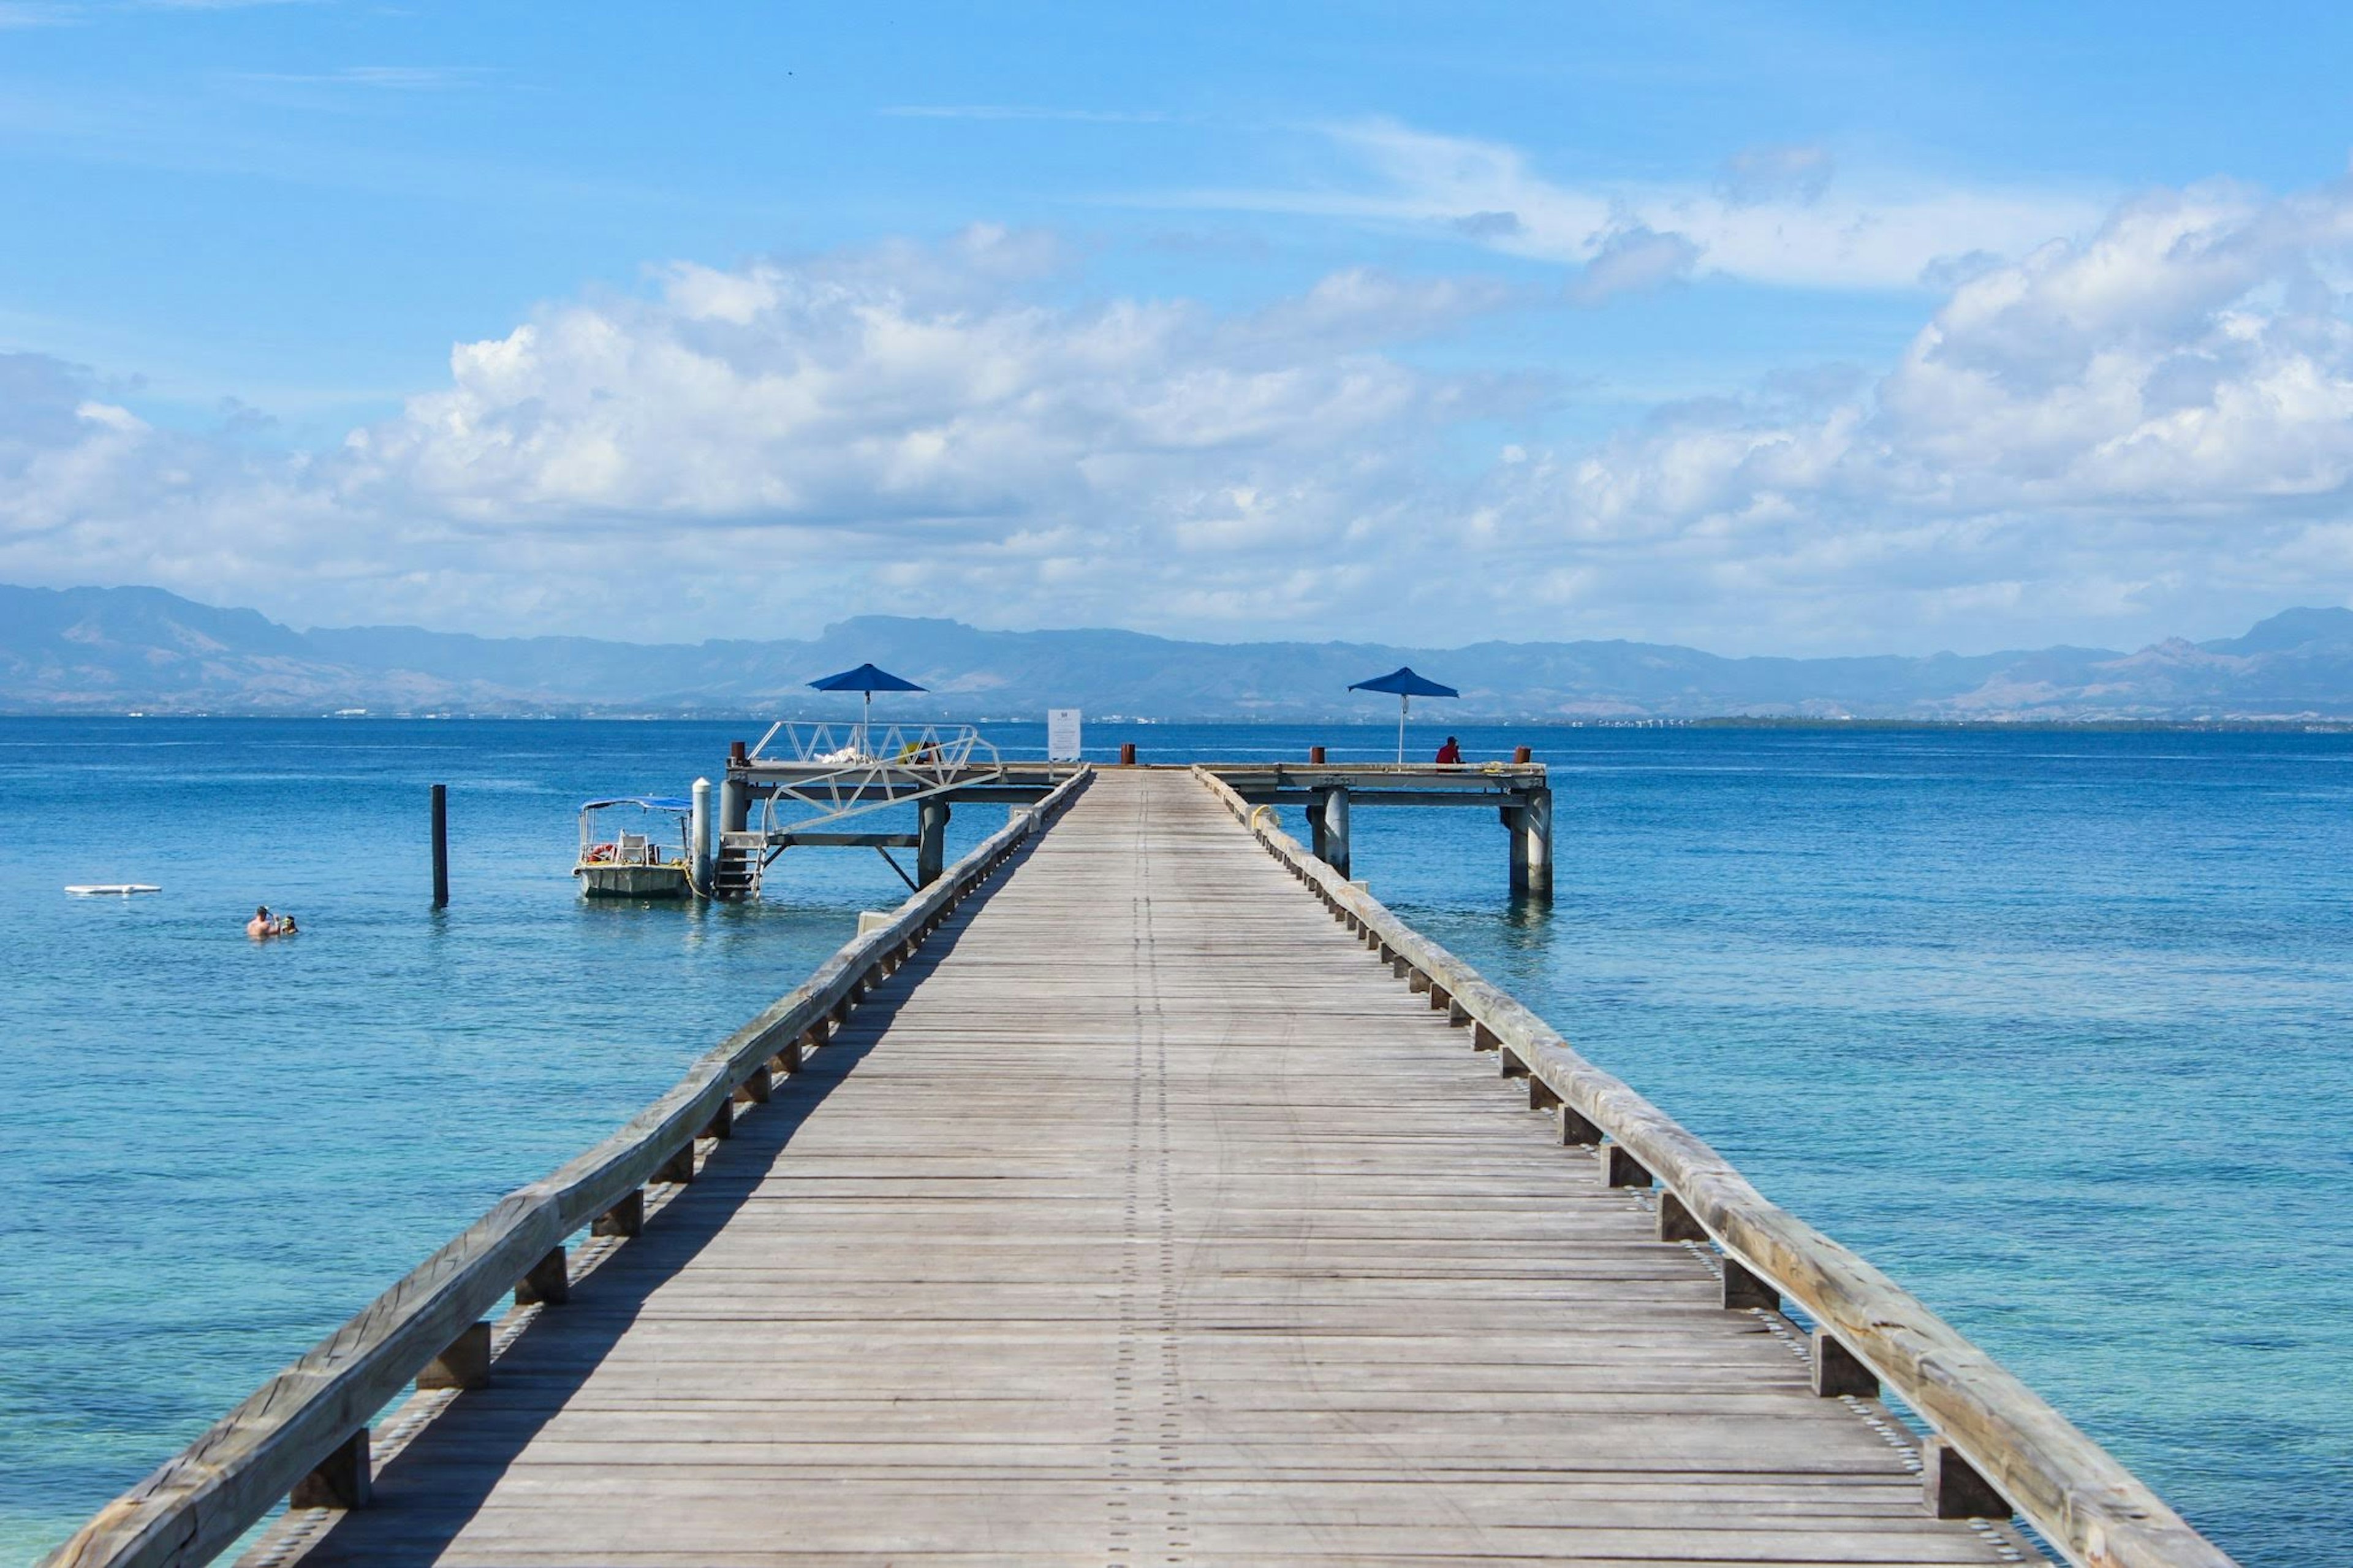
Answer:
1504 786 1552 897
430 783 449 907
691 776 713 896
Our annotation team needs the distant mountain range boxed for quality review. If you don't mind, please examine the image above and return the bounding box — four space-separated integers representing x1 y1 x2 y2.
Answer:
7 582 2353 722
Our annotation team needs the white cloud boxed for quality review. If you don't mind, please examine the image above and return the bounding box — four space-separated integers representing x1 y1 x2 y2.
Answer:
1569 224 1700 305
1472 179 2353 646
1166 119 2106 293
12 180 2353 654
1717 142 1835 206
1 234 1510 637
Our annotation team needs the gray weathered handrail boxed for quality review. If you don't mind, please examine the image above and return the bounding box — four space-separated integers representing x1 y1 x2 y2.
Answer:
42 768 1093 1568
1192 765 2233 1568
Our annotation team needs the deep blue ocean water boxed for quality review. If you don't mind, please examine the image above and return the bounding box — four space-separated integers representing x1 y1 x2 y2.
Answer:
2 718 2344 1566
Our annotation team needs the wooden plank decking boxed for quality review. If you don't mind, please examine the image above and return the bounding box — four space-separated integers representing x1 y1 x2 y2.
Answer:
268 770 2038 1567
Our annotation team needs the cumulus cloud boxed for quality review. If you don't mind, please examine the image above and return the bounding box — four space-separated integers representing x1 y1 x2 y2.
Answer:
14 181 2353 653
0 233 1514 635
1474 180 2353 645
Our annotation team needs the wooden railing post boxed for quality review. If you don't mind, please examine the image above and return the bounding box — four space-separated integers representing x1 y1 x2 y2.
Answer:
517 1248 569 1306
419 1323 492 1392
1656 1191 1708 1243
1812 1331 1879 1398
735 1063 772 1104
1722 1257 1779 1312
290 1428 369 1511
1923 1437 2009 1520
1601 1145 1653 1189
595 1190 646 1237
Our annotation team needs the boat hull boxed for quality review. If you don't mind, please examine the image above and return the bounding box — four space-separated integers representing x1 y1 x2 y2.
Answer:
575 864 694 900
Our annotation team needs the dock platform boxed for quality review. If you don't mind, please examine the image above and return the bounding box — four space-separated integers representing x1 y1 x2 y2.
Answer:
48 769 2229 1568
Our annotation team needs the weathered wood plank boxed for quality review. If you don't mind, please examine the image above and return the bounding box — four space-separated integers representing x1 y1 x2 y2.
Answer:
251 772 2055 1568
1194 765 2232 1568
39 775 1093 1568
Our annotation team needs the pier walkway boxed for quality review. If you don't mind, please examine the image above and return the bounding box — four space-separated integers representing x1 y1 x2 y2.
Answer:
267 770 2036 1567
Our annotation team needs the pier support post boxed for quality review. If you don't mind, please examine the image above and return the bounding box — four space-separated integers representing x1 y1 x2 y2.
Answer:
1317 787 1351 879
719 775 749 836
690 777 713 895
917 798 951 887
430 784 449 908
1505 786 1552 898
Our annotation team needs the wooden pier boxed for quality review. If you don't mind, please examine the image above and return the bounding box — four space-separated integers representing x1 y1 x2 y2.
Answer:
47 769 2230 1568
715 752 1555 898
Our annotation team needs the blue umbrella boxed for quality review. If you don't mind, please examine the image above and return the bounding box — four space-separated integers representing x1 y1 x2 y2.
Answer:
1349 667 1460 765
809 663 927 756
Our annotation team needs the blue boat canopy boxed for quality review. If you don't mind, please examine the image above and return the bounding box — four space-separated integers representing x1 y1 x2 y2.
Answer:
809 662 926 693
580 795 694 814
1348 666 1459 699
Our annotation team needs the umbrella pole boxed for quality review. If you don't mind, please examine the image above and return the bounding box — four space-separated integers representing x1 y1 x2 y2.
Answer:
863 690 873 759
1396 694 1408 766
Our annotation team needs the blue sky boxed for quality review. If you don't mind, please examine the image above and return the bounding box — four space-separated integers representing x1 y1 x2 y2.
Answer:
6 2 2353 653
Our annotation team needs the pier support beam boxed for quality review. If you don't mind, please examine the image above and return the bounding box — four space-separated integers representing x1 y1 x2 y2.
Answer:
917 798 951 887
1504 786 1552 898
1313 787 1351 878
719 775 749 836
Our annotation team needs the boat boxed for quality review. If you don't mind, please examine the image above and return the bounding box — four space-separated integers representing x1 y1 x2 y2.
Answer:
574 797 695 899
65 884 161 896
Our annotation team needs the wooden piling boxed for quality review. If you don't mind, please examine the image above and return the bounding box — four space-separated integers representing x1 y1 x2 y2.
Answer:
917 798 951 887
429 784 449 908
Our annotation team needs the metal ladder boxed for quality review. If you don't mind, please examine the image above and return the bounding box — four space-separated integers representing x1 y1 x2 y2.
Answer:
713 832 767 900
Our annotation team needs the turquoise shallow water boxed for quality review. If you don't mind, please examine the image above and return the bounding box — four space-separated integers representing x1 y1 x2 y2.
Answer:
2 719 2345 1566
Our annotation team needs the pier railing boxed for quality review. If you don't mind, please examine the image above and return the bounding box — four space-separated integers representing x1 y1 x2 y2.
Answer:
1192 765 2232 1568
42 769 1094 1568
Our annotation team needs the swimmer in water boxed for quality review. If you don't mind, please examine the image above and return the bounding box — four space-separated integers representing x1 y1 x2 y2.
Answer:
247 905 295 938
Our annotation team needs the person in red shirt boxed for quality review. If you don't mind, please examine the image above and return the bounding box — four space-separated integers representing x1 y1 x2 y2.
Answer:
1434 737 1463 764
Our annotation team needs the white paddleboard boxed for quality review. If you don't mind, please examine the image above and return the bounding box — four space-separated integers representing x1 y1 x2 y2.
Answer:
66 884 161 896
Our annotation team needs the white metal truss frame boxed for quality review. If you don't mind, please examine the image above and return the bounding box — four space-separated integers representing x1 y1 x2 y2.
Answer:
746 722 1004 838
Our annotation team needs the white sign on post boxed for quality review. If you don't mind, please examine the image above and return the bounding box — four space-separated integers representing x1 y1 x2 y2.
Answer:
1047 708 1083 762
